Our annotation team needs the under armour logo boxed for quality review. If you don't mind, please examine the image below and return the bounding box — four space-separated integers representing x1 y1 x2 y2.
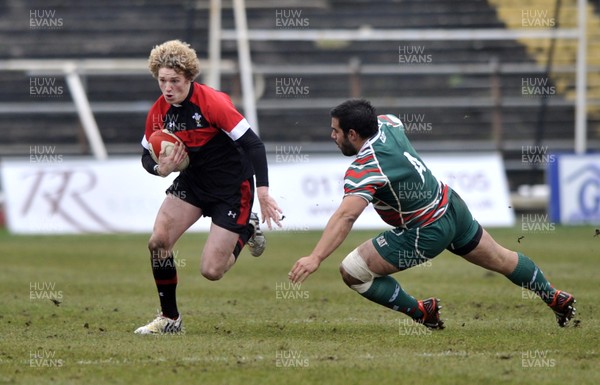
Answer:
228 210 237 218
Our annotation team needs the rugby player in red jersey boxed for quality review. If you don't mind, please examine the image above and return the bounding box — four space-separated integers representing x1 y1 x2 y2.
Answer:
135 40 282 334
289 99 576 329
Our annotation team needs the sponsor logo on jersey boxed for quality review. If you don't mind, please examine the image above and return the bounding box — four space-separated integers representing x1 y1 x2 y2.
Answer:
376 235 388 248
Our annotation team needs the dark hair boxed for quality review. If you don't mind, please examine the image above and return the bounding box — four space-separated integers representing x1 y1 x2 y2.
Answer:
330 99 378 138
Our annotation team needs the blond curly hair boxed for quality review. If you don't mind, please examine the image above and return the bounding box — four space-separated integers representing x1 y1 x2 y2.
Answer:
148 40 201 80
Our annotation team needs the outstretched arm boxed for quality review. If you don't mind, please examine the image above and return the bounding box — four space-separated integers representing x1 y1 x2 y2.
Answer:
289 195 368 283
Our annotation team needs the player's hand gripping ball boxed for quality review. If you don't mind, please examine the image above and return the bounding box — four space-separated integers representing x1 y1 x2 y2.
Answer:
148 129 190 171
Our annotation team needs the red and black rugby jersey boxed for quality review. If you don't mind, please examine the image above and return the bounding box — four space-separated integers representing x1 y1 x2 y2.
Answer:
141 83 254 190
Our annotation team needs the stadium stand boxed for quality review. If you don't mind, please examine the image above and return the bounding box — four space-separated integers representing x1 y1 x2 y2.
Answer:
0 0 598 192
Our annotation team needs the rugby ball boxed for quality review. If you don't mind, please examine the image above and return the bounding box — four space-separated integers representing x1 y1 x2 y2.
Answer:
148 130 189 171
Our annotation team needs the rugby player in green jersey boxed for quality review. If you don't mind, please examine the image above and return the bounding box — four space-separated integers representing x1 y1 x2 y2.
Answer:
289 99 576 329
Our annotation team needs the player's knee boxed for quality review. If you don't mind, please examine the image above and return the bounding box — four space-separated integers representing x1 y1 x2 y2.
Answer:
339 264 362 287
201 265 224 281
340 248 380 294
148 235 169 259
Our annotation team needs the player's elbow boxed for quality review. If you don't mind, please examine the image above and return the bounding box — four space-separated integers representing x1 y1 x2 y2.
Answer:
342 211 360 224
336 210 360 227
338 203 365 224
141 149 157 174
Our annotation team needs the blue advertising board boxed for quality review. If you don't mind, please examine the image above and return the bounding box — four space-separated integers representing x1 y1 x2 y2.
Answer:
548 154 600 224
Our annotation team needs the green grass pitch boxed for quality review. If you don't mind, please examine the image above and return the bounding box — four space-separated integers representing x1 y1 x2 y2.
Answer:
0 225 598 385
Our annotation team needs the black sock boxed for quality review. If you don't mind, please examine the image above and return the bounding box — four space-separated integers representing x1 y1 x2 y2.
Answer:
233 237 244 260
151 252 179 319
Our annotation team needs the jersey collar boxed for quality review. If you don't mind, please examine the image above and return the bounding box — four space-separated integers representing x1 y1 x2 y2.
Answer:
357 128 382 156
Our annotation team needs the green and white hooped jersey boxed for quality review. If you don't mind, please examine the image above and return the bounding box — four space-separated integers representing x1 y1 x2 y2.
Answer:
343 114 450 229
